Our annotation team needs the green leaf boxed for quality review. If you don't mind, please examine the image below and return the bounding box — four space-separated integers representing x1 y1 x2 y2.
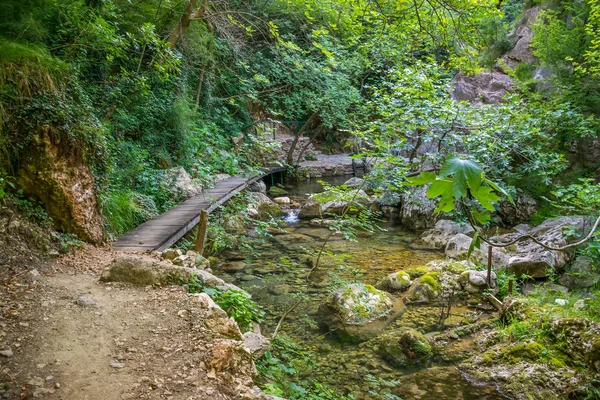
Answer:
427 180 452 198
472 210 491 224
439 156 482 180
483 177 513 204
434 192 455 213
467 231 481 258
474 186 501 211
405 171 436 186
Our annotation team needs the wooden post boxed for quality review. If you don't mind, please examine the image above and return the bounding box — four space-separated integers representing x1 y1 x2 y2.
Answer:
487 245 493 287
508 279 514 296
194 210 209 255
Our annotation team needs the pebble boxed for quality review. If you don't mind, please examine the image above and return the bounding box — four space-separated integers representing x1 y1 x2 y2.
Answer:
110 361 124 369
0 349 13 358
76 296 96 307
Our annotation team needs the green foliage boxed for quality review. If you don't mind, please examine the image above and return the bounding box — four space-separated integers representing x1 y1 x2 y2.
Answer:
406 156 510 223
206 287 265 331
186 275 264 331
257 335 353 400
100 190 157 238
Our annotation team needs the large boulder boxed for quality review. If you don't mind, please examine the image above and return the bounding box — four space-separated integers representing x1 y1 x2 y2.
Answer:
405 259 474 303
399 186 438 230
247 192 281 220
16 127 104 243
499 194 538 226
504 216 583 277
299 190 371 219
378 329 432 368
558 256 600 289
450 71 515 105
191 293 243 340
100 255 239 290
161 167 202 199
421 220 474 249
317 283 397 342
445 234 511 269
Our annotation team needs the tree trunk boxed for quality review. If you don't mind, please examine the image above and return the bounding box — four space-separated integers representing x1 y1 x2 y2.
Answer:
286 111 319 166
168 0 203 47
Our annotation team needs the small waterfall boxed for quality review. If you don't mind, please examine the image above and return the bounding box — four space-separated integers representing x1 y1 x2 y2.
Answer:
282 209 300 224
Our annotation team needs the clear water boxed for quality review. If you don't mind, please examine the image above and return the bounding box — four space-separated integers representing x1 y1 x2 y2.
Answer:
218 178 506 399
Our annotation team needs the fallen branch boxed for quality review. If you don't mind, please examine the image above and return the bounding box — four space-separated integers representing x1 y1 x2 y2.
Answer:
272 298 303 339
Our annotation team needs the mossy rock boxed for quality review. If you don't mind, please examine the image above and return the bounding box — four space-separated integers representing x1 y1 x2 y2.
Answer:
406 272 441 303
267 186 288 196
378 329 432 368
257 202 282 220
376 271 412 292
404 267 429 279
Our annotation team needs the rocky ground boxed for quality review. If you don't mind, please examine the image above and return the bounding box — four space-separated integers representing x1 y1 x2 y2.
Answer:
0 245 274 400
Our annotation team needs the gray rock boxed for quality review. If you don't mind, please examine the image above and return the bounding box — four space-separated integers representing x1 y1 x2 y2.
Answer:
110 360 124 369
161 248 182 261
458 270 497 294
75 295 96 307
101 255 228 288
342 177 365 189
499 194 538 225
25 269 41 285
399 186 438 230
450 71 515 105
0 349 13 358
273 196 290 205
161 167 201 198
558 256 600 289
243 332 270 358
299 190 371 219
421 220 474 249
248 180 267 193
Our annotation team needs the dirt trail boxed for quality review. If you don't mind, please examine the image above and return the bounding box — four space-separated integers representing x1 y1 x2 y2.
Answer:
0 246 263 400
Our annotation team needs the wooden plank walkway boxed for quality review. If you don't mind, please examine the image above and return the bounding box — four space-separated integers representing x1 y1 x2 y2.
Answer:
113 167 286 252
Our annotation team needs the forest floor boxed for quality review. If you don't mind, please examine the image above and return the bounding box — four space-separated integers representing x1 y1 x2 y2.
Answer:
0 245 258 400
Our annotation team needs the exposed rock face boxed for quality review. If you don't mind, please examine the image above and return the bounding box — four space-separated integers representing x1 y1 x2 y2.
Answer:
192 293 243 340
450 72 515 105
549 318 600 372
558 256 600 289
399 186 438 230
248 180 267 193
500 5 545 70
161 167 202 199
317 283 398 342
421 220 474 249
499 194 538 225
378 329 432 367
16 127 104 243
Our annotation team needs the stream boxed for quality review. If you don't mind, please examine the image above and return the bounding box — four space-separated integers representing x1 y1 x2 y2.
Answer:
216 177 507 399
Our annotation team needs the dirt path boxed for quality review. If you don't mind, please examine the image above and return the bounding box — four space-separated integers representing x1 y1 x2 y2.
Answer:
0 246 265 400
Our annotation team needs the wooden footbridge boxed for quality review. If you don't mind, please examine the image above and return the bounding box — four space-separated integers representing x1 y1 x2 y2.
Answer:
113 167 286 252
